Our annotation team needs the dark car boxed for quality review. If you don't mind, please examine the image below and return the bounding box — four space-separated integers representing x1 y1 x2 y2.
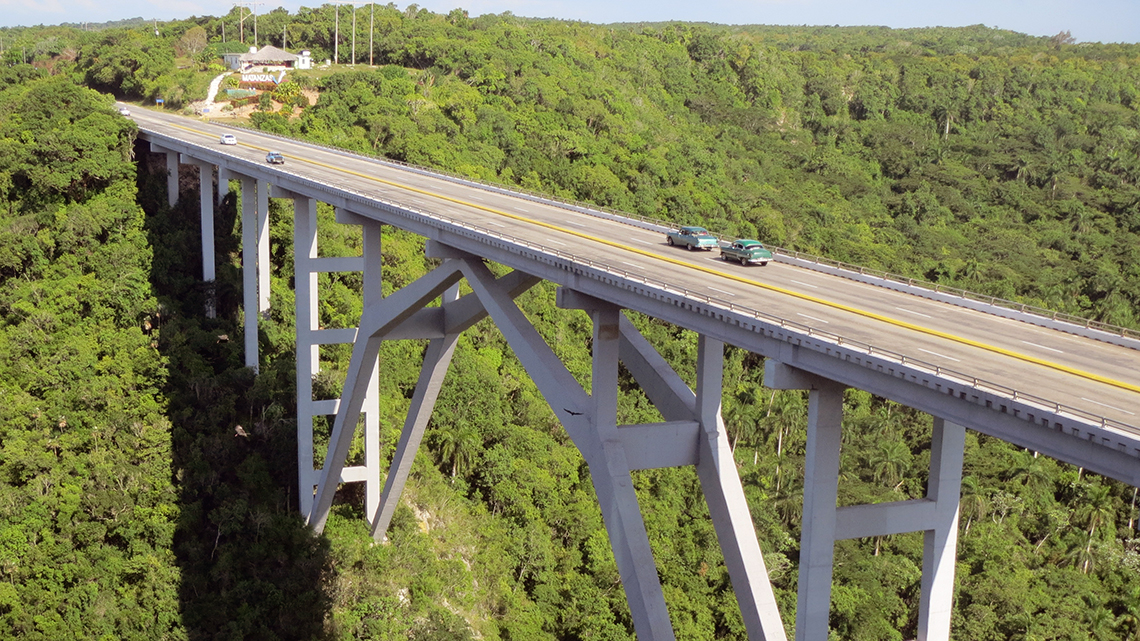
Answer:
266 151 285 164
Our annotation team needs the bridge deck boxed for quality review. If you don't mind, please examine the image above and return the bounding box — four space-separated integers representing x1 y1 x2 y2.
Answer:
132 107 1140 481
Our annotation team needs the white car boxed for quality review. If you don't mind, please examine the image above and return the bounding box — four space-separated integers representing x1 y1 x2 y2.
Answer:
220 134 237 145
118 106 130 116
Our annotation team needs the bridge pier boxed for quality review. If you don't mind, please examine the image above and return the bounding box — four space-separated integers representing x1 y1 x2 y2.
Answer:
181 156 217 318
164 151 179 208
310 247 792 641
766 361 963 641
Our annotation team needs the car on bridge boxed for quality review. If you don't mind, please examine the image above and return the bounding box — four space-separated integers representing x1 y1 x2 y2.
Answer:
117 106 131 116
666 226 718 251
720 239 773 266
265 151 285 164
220 134 237 145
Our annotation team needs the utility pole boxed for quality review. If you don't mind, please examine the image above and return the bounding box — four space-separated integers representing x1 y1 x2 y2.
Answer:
254 2 263 48
332 1 366 65
233 2 263 47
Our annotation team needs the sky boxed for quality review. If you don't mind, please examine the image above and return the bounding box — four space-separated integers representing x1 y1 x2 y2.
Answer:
0 0 1137 44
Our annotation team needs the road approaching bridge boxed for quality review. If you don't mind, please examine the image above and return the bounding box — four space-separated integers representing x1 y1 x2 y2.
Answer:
132 105 1140 641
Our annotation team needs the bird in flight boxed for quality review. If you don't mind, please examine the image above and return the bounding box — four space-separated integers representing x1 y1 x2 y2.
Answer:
563 408 583 416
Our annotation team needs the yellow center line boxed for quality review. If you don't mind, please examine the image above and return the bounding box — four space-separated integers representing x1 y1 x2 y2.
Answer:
166 121 1140 397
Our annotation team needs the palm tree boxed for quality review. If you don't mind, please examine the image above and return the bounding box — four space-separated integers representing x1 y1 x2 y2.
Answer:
436 425 480 478
1010 450 1054 501
959 475 988 535
764 390 807 495
1074 483 1116 574
724 384 762 453
869 439 911 490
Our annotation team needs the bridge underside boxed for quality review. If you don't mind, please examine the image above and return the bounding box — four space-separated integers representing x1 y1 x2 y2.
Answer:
152 139 1137 641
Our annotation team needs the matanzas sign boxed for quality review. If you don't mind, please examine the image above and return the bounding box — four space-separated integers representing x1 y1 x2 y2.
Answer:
241 71 285 84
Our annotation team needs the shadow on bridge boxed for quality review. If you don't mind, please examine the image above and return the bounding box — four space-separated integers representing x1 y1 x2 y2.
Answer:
137 146 335 640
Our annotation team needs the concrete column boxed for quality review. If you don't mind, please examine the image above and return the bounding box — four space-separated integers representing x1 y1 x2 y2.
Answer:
240 176 259 372
796 381 845 641
165 152 179 208
257 180 270 314
217 166 231 200
695 336 788 641
918 419 965 641
181 157 217 318
362 221 383 522
293 195 319 515
588 305 676 641
198 168 215 285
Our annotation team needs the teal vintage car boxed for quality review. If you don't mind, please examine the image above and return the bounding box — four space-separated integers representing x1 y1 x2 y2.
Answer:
666 226 718 251
720 239 773 266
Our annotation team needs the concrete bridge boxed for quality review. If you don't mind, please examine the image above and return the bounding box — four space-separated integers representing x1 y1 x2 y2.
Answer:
132 105 1140 641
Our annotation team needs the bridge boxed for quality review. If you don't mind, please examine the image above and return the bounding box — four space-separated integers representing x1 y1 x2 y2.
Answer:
132 105 1140 641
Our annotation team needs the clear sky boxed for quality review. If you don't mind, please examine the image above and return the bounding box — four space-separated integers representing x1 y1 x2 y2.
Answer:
1 0 1137 44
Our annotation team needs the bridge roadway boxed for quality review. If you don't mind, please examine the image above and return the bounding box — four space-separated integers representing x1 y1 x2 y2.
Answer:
127 107 1140 476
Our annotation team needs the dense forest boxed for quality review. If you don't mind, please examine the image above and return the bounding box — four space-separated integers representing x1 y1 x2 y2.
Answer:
2 6 1140 640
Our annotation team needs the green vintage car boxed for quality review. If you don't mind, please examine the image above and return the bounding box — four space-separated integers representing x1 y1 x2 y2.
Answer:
666 226 719 251
720 239 773 266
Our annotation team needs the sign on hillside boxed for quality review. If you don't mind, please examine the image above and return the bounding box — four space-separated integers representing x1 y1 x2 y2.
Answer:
241 71 286 84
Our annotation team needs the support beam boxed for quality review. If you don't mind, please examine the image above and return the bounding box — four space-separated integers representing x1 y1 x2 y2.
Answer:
616 315 697 422
371 301 460 541
218 166 231 200
764 361 846 641
240 176 259 372
371 269 538 540
293 194 319 515
257 179 270 314
695 336 788 641
588 303 676 641
468 267 673 640
362 220 383 522
165 152 179 208
308 261 466 532
918 418 964 641
182 157 216 318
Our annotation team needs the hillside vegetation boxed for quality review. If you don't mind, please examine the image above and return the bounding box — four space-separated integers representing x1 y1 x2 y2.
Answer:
1 8 1140 640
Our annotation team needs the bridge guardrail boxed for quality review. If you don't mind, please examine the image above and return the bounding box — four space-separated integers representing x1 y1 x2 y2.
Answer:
281 165 1135 438
217 119 1139 347
170 124 1136 437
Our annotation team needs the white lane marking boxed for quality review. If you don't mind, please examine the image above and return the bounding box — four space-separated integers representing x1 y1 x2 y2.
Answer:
469 195 485 201
919 348 961 362
789 279 819 289
797 313 829 324
545 239 567 246
708 286 735 296
621 261 640 268
1021 340 1064 354
563 221 587 227
1080 397 1136 416
513 206 529 212
632 238 654 244
895 306 932 319
485 221 506 227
